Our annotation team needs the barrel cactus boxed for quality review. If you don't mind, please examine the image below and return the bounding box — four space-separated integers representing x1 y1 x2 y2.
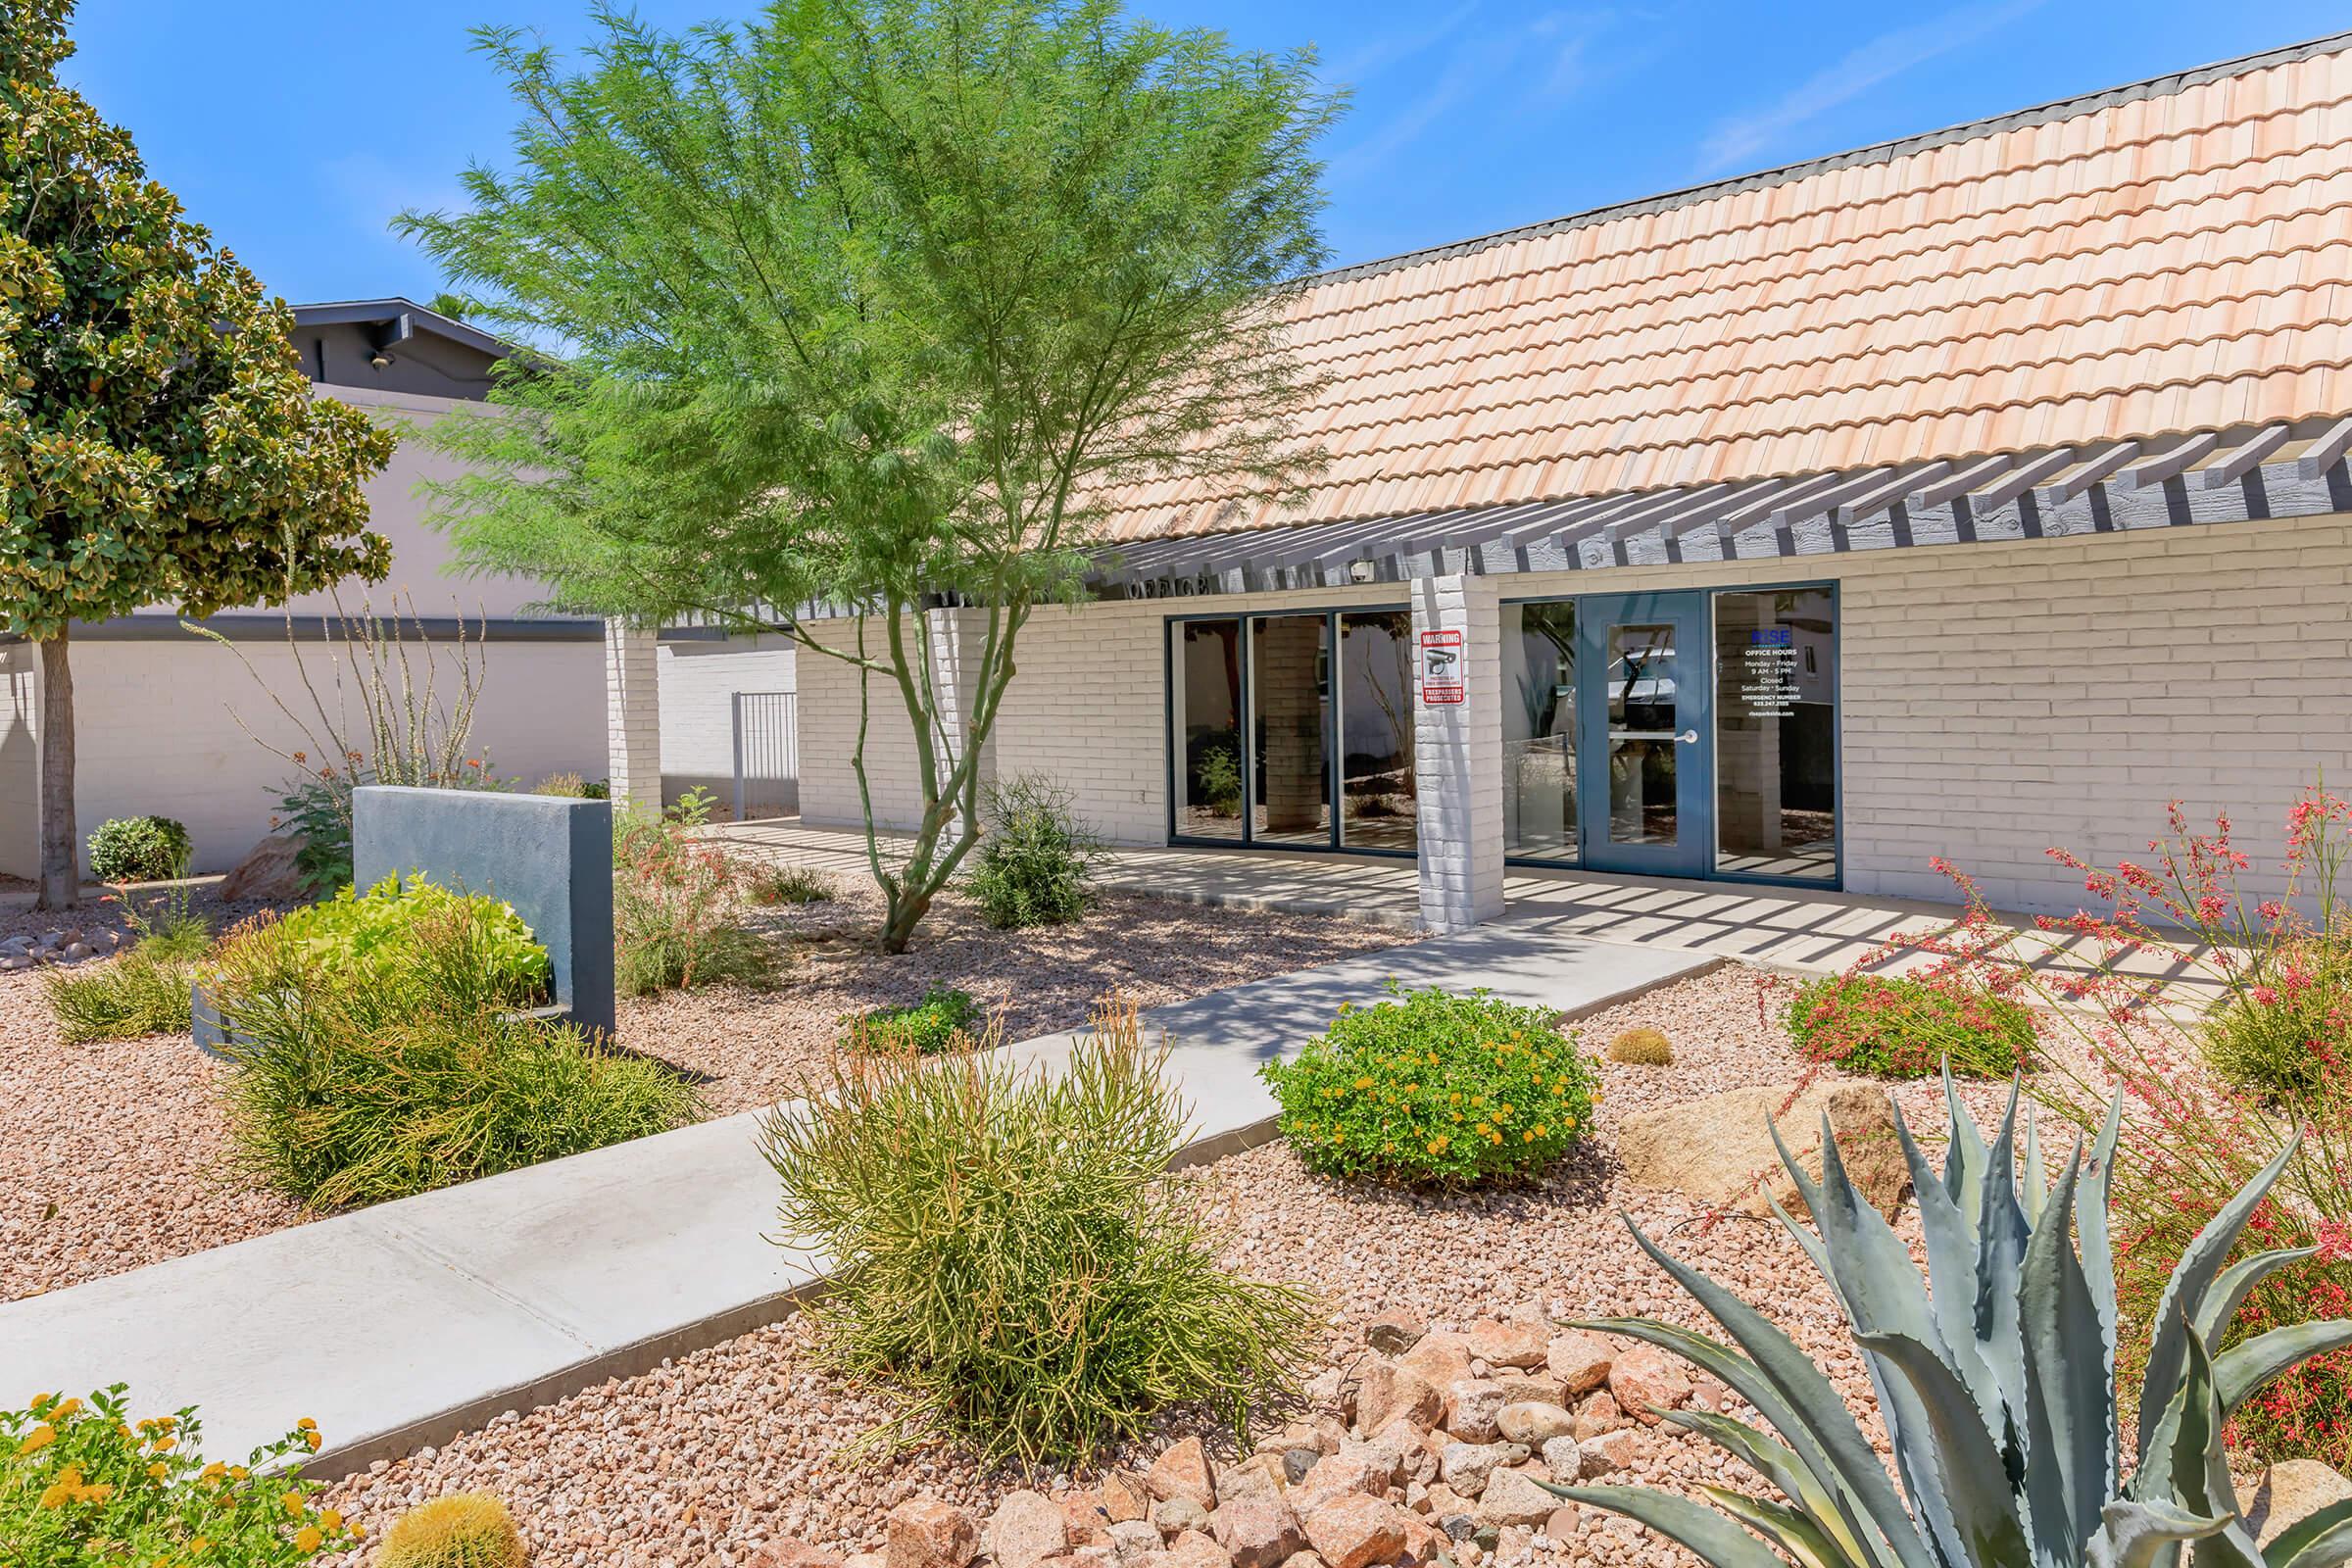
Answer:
379 1492 527 1568
1549 1074 2352 1568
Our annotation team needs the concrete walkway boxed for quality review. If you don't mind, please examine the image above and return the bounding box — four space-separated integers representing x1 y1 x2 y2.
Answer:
0 921 1707 1475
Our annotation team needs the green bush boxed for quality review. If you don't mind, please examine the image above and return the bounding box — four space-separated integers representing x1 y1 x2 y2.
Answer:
747 862 834 906
1260 982 1600 1187
211 896 699 1207
84 815 189 884
531 770 609 800
1783 970 2034 1078
613 800 776 996
763 999 1317 1465
966 774 1102 929
46 946 196 1044
849 985 981 1054
1 1387 358 1564
274 876 549 1002
2202 934 2352 1102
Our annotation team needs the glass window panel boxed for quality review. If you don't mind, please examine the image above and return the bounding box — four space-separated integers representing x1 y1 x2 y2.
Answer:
1250 614 1333 846
1170 618 1245 840
1338 612 1416 851
1713 588 1838 880
1501 602 1578 860
1604 621 1680 846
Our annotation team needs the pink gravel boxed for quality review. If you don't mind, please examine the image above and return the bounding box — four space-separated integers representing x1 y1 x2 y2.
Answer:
321 962 2035 1568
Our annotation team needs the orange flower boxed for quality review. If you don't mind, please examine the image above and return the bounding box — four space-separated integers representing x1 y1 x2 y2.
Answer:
18 1424 55 1454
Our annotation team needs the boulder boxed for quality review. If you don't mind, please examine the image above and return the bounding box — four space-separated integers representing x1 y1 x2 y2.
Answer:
1353 1359 1442 1438
1616 1082 1910 1219
991 1493 1074 1568
1492 1373 1566 1408
1218 1456 1286 1506
1149 1438 1219 1511
1495 1402 1574 1445
1439 1443 1506 1497
1107 1522 1166 1566
1282 1448 1322 1487
1544 1333 1613 1396
1580 1429 1639 1478
887 1500 978 1568
1607 1346 1693 1426
1153 1498 1212 1538
1365 1308 1427 1355
750 1540 846 1568
1572 1391 1621 1440
1161 1532 1236 1568
1299 1494 1409 1568
1208 1495 1305 1568
1463 1320 1549 1371
1443 1380 1507 1444
1473 1471 1555 1531
220 831 308 904
1102 1473 1152 1525
1398 1333 1474 1389
1293 1449 1395 1516
1538 1438 1583 1483
2237 1461 2352 1549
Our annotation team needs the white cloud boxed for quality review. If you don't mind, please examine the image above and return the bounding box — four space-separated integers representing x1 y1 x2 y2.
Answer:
1695 0 2045 174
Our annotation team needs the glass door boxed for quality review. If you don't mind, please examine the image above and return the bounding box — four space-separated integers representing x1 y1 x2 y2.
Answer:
1575 592 1710 878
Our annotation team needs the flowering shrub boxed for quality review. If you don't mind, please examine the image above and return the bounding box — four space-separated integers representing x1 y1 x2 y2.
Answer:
271 876 549 1002
1261 982 1599 1187
612 793 775 996
0 1387 360 1563
1782 971 2034 1078
1903 784 2352 1466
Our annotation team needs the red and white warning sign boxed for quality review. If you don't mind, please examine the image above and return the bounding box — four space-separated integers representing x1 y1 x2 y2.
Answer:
1419 629 1464 705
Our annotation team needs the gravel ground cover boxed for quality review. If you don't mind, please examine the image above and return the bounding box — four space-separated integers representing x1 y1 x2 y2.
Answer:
0 887 307 1301
322 962 2034 1568
621 872 1414 1115
0 873 1410 1300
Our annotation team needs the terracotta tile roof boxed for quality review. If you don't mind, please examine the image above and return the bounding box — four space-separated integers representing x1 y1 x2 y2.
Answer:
1102 31 2352 542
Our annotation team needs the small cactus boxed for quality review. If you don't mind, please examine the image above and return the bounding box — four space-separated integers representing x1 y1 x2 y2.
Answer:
1604 1026 1672 1066
379 1493 526 1568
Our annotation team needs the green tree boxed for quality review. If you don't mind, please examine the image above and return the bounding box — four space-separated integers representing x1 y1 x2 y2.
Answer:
0 0 395 906
402 0 1338 952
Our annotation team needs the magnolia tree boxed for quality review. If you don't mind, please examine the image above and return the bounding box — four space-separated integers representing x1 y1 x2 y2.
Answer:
0 0 394 906
401 0 1339 952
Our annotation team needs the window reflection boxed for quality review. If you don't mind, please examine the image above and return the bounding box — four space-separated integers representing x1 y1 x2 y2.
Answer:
1713 588 1838 879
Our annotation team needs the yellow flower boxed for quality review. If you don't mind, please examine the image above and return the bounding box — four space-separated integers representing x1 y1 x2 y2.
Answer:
1353 1076 1373 1091
149 1461 170 1480
1563 1115 1577 1129
293 1526 324 1553
152 1435 177 1451
190 1539 210 1554
37 1480 73 1509
18 1424 55 1454
282 1491 307 1516
228 1466 249 1481
305 1430 322 1451
1473 1122 1491 1137
296 1417 318 1432
1471 1094 1486 1107
1523 1130 1537 1144
51 1397 80 1420
1533 1124 1547 1137
80 1482 112 1503
1448 1092 1462 1104
26 1394 52 1414
200 1462 226 1482
319 1508 344 1531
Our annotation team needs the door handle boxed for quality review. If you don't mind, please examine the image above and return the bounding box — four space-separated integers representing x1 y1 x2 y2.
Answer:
1675 729 1698 745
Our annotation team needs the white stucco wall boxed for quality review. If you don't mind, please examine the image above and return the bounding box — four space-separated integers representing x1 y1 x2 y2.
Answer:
795 513 2352 916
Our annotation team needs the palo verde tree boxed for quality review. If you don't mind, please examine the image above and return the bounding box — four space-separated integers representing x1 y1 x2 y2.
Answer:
402 0 1339 952
0 0 395 906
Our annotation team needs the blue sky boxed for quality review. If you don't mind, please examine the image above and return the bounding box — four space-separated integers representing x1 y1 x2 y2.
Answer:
64 0 2352 305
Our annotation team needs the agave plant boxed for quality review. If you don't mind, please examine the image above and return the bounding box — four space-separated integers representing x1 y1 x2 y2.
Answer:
1548 1075 2352 1568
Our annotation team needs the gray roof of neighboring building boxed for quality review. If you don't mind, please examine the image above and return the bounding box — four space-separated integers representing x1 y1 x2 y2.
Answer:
289 298 524 366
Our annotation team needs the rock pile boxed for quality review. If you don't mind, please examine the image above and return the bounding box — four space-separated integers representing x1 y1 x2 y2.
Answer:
756 1306 1713 1568
0 926 122 970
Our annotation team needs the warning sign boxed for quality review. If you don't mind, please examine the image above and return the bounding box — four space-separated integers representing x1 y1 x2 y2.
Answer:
1419 629 1464 705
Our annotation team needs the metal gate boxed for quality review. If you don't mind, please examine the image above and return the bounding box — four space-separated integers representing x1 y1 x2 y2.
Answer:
731 691 799 821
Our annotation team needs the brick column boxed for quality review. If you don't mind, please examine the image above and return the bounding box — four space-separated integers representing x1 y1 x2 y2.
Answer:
924 606 997 829
604 619 662 815
1411 574 1504 932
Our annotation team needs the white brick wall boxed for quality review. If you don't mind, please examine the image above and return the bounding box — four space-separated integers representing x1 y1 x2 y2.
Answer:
604 621 662 815
795 514 2352 915
658 637 797 802
797 610 1000 834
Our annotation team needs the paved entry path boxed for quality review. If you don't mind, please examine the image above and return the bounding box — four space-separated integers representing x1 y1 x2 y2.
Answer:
0 921 1708 1477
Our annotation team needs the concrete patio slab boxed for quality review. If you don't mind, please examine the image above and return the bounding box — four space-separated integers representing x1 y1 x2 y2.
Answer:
0 921 1707 1476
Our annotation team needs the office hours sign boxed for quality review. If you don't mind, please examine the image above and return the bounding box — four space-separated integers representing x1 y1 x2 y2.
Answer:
1419 629 1465 704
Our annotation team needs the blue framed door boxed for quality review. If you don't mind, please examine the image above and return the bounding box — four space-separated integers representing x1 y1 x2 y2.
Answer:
1576 591 1711 878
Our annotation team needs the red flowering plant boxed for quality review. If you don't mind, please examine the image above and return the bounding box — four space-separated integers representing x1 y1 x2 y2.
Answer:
1891 785 2352 1467
612 789 777 996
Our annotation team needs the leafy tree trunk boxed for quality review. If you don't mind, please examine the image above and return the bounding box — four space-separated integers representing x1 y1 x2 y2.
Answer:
35 628 75 910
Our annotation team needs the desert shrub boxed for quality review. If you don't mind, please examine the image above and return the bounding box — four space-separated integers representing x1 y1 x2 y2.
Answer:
1192 740 1243 817
747 862 833 906
0 1387 358 1564
761 998 1318 1465
2202 931 2352 1102
85 814 190 884
531 770 608 800
848 985 980 1055
613 798 775 996
1604 1026 1672 1065
1260 982 1599 1187
966 774 1102 929
47 945 195 1043
1782 970 2033 1078
380 1493 525 1568
211 903 700 1207
273 876 549 1002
